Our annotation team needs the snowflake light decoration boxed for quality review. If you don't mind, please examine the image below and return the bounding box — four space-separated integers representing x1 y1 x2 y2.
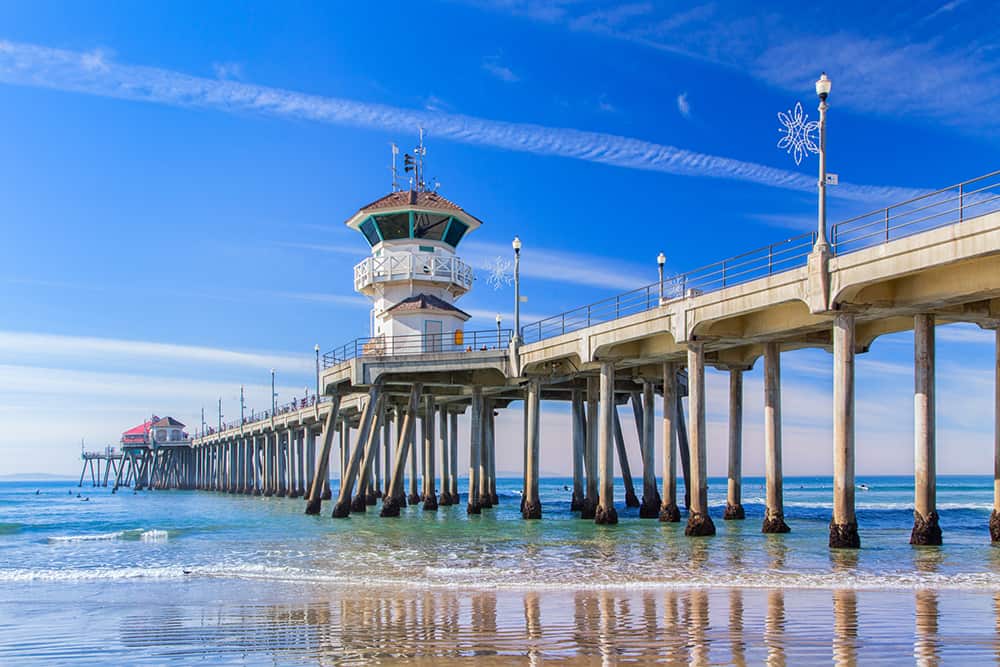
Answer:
483 256 513 290
776 102 819 166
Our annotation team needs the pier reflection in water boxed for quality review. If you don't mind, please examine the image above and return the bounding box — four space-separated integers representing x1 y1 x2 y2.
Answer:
86 583 1000 665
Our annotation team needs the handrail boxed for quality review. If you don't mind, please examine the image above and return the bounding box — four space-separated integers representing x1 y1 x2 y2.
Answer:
322 328 513 369
520 169 1000 345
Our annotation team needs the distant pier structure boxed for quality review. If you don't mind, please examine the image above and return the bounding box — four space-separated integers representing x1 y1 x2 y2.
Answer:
123 159 1000 550
82 416 196 491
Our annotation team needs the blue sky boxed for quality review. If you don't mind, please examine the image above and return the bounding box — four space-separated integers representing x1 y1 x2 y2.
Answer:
0 1 997 477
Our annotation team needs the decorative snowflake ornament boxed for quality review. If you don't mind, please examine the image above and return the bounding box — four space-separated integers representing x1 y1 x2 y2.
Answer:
483 256 513 290
776 102 819 166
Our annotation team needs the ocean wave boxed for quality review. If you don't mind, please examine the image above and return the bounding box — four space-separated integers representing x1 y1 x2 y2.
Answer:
727 498 994 512
5 562 1000 593
47 528 171 543
0 522 22 535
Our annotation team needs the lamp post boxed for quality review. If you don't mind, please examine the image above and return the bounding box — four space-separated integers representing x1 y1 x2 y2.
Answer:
240 385 245 424
512 236 522 344
218 397 222 433
496 313 502 348
657 252 666 301
314 344 321 399
815 72 832 250
270 368 276 417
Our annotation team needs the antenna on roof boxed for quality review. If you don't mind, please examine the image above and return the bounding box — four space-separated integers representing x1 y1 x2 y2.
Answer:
390 143 400 192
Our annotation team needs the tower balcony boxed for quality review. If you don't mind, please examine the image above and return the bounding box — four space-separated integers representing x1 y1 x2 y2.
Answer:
354 252 474 295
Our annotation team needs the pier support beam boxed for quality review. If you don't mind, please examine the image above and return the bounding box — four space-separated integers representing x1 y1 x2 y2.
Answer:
523 380 542 519
911 314 942 545
263 435 274 497
660 362 681 522
685 342 715 536
479 399 493 509
383 411 393 503
596 360 618 525
438 404 452 505
993 328 1000 542
422 396 438 511
305 397 341 514
831 312 860 548
612 407 640 508
381 386 420 517
468 387 483 515
725 369 746 520
408 409 421 505
449 411 459 504
637 385 659 518
762 342 790 534
352 398 385 513
570 390 586 511
332 387 381 518
488 404 499 505
582 376 599 519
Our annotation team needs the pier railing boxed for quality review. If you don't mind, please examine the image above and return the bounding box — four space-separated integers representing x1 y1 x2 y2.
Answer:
354 252 474 292
323 328 512 369
195 395 334 437
521 169 1000 345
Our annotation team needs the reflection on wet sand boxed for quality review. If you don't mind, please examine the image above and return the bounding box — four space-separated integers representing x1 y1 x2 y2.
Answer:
113 584 996 664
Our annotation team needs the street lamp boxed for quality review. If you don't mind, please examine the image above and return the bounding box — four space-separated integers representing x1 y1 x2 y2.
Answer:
512 236 522 344
657 252 666 301
270 368 276 416
314 344 321 399
495 313 502 348
240 385 245 424
815 72 832 249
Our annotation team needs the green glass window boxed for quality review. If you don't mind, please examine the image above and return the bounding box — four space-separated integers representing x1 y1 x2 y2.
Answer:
413 212 451 241
443 219 468 247
375 213 410 240
359 218 380 246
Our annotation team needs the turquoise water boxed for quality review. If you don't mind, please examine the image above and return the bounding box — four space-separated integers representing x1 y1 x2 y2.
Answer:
2 476 1000 663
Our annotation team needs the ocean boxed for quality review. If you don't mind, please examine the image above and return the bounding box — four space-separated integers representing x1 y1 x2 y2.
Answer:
2 475 999 664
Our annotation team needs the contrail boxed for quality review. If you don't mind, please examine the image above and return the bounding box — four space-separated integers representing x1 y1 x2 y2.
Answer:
0 40 922 204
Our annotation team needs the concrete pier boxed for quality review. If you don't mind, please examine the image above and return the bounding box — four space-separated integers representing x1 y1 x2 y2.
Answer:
438 404 452 505
380 385 419 517
523 380 542 519
830 312 860 548
479 399 493 509
582 376 599 520
595 361 618 525
724 369 745 520
762 342 790 534
685 342 715 536
612 408 639 508
449 412 459 504
468 387 483 515
332 388 380 518
659 362 681 522
422 397 438 511
911 314 942 545
638 382 658 518
993 327 1000 542
570 390 586 511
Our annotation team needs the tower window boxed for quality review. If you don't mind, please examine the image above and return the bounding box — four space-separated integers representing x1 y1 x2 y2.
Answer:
359 218 381 246
413 212 450 241
375 213 409 240
443 220 468 247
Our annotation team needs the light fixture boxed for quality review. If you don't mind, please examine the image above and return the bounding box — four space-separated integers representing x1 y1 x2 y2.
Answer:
657 252 666 267
815 72 831 100
512 236 521 252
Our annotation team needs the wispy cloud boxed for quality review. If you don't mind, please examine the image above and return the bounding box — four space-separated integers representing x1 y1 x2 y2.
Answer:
676 92 690 118
482 55 520 82
0 40 921 204
464 239 650 291
0 330 313 374
212 61 244 80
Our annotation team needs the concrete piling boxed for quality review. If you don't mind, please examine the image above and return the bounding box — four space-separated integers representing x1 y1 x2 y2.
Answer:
637 384 659 518
582 375 599 520
685 342 715 536
523 380 542 519
381 385 420 517
479 399 493 509
332 387 381 518
830 312 860 548
305 397 341 515
612 407 640 508
422 396 438 511
468 387 483 515
762 343 790 534
570 390 586 511
449 412 459 504
993 327 1000 542
659 362 681 522
911 314 942 546
595 360 618 525
438 404 452 505
724 369 745 521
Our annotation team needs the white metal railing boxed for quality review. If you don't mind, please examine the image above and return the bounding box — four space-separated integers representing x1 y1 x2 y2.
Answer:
354 253 474 291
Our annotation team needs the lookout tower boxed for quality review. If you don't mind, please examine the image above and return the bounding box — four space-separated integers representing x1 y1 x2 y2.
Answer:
345 142 482 353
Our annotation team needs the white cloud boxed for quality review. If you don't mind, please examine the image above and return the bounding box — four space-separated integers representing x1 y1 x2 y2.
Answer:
212 61 244 80
0 330 313 374
0 40 921 204
482 56 520 82
676 92 690 118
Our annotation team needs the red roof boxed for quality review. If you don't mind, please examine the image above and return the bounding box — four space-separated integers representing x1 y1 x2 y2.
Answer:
122 417 157 438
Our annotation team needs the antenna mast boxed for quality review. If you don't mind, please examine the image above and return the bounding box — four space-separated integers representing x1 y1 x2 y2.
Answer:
416 127 426 191
390 143 400 192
